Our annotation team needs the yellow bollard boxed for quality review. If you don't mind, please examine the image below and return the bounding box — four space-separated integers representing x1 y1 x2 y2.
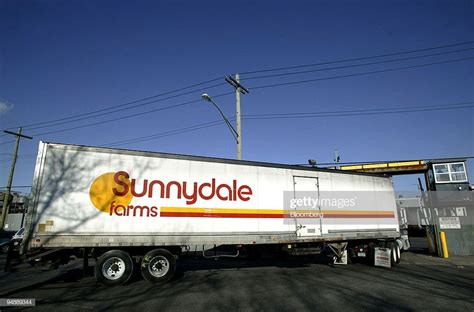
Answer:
440 231 449 258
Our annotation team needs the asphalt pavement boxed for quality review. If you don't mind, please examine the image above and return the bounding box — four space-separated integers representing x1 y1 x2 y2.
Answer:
1 251 473 311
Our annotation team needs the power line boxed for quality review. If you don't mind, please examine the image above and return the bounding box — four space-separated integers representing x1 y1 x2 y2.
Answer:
5 40 474 134
2 42 473 146
0 186 32 189
33 100 199 136
244 104 473 120
0 56 472 146
0 97 218 145
2 100 471 150
250 56 474 90
5 77 224 131
105 119 227 147
240 40 474 75
0 140 15 146
96 100 474 147
21 56 474 138
241 47 474 81
29 91 234 137
243 101 474 119
3 40 473 140
0 155 36 163
33 100 198 136
0 100 202 142
21 82 227 132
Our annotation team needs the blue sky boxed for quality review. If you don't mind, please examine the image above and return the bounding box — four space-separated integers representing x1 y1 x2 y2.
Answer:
0 0 473 192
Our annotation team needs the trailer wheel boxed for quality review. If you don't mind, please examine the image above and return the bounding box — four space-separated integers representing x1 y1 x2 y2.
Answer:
394 243 401 264
367 243 375 266
140 249 176 284
95 250 134 286
389 242 399 267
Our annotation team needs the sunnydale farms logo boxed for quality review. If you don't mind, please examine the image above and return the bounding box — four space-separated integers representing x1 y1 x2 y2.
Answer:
89 171 253 217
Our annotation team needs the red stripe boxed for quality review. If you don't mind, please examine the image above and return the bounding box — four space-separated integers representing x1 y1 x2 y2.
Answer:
160 212 394 218
160 212 284 218
323 214 394 218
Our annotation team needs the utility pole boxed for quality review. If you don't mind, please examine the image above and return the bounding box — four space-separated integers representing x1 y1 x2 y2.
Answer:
0 128 33 230
235 74 242 160
224 74 249 160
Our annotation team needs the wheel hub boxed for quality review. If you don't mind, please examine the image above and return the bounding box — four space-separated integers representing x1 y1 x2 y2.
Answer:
102 257 126 280
148 256 169 278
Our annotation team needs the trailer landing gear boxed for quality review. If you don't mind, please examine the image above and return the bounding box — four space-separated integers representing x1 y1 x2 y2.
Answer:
327 242 348 265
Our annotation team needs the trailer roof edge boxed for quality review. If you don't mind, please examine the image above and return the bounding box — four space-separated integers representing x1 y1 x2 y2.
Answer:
40 141 391 178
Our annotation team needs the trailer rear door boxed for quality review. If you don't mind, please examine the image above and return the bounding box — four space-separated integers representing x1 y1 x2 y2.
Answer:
293 176 321 237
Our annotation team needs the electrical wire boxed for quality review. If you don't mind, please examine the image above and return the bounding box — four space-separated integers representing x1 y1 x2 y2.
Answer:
0 185 32 189
240 40 474 75
243 102 474 120
95 100 474 147
241 47 474 81
105 119 227 147
16 56 474 139
22 82 227 132
3 41 474 139
2 99 471 150
5 40 474 134
27 91 234 137
0 140 15 146
7 77 224 130
0 155 36 163
1 42 473 145
243 101 474 117
250 56 474 90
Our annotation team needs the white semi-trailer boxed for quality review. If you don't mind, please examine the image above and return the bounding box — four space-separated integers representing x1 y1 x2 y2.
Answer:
21 142 403 285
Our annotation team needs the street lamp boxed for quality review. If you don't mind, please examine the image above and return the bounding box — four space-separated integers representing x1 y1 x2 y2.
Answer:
201 93 239 145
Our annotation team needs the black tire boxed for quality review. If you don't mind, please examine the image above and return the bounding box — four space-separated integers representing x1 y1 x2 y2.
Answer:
389 242 398 267
244 245 262 260
94 250 134 286
394 242 401 264
140 249 176 284
366 243 375 266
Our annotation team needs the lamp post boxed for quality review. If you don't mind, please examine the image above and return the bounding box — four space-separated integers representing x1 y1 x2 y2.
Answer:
201 93 240 154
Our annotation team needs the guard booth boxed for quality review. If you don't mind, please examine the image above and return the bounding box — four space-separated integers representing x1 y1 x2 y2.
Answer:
426 159 473 256
338 158 473 256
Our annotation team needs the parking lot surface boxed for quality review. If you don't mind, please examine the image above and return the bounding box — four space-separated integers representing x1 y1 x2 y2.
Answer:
1 251 473 311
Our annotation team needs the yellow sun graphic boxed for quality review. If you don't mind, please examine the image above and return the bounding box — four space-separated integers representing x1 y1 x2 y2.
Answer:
89 172 133 213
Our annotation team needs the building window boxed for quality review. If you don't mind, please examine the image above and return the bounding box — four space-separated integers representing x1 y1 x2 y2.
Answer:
433 162 468 183
450 163 467 182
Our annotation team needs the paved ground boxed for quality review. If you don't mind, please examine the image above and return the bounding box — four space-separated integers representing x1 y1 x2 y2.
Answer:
1 250 473 311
